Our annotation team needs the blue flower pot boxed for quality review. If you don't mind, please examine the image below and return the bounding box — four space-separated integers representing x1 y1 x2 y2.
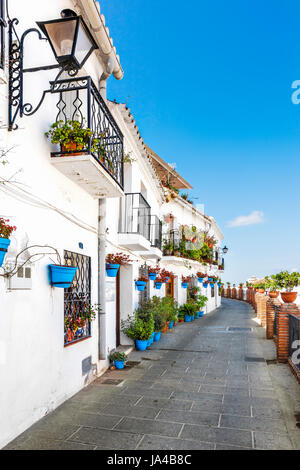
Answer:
196 312 200 319
191 315 195 321
218 283 221 287
198 278 204 283
182 282 188 289
184 314 192 322
106 263 120 278
48 265 78 288
199 311 204 317
210 283 214 287
155 282 162 290
114 360 125 369
208 277 213 282
0 238 11 268
154 332 161 342
136 280 146 291
136 339 148 351
203 283 208 288
149 272 157 281
169 320 174 329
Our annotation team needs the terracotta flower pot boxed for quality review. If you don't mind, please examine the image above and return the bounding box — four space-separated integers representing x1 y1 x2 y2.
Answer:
281 292 298 303
258 289 265 294
61 142 84 156
268 291 279 299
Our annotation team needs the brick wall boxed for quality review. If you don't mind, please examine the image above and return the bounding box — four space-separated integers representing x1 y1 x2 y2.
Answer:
276 303 300 363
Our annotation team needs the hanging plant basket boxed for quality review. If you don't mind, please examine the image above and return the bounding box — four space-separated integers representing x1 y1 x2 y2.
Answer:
155 281 163 290
106 263 120 278
203 283 208 288
0 238 11 268
198 278 204 283
135 280 147 291
49 265 78 288
149 272 157 281
181 282 189 289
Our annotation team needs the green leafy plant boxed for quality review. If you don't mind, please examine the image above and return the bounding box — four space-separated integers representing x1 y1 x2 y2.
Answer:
121 306 154 341
195 295 208 310
45 120 103 154
109 351 128 362
270 271 300 292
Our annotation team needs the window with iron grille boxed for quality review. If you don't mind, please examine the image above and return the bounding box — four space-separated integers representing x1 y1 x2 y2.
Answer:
0 0 5 69
64 250 91 346
211 285 215 297
138 265 149 306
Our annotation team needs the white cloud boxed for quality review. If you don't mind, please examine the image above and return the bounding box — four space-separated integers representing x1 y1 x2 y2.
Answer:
227 210 264 227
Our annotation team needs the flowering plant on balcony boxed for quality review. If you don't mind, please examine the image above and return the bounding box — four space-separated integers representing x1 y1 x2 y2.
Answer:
46 119 103 154
0 218 16 239
182 275 191 283
106 253 133 265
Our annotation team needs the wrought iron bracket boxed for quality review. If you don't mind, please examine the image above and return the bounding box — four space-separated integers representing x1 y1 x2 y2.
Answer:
8 18 78 131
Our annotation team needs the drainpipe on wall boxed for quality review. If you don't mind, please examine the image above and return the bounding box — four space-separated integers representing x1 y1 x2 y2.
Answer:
98 71 110 361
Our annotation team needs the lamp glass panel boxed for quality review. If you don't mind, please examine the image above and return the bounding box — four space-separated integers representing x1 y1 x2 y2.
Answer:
74 22 94 66
44 20 77 58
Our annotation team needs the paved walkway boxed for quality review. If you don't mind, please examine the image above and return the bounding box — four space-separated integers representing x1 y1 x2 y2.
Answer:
5 299 300 450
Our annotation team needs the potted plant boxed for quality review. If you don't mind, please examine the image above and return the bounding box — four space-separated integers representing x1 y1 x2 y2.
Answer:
64 303 98 340
0 218 16 268
49 262 78 288
264 276 280 298
46 119 102 156
135 275 148 291
181 275 191 288
121 308 154 351
106 253 132 278
197 272 206 283
154 276 164 290
148 266 160 281
160 268 173 283
270 271 300 303
109 351 128 370
195 295 208 317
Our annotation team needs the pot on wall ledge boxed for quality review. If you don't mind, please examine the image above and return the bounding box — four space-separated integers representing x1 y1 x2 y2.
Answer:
268 291 279 299
281 292 298 303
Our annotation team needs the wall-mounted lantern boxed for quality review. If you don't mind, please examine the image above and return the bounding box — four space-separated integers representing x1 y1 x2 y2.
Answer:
222 246 229 254
8 9 98 130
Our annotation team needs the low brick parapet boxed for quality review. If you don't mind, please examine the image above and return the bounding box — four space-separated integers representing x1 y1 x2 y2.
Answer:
276 303 300 363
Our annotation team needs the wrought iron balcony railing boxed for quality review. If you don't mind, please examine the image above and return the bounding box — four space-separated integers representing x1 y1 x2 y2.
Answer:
150 215 162 250
50 76 124 189
119 193 151 241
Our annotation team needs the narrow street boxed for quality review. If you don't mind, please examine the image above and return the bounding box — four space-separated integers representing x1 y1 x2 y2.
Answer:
5 299 300 450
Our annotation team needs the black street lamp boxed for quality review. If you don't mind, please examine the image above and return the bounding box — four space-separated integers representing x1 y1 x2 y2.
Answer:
8 9 99 130
36 12 98 70
222 246 229 254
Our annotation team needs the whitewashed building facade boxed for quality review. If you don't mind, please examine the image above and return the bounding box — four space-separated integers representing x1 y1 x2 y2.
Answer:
0 0 224 448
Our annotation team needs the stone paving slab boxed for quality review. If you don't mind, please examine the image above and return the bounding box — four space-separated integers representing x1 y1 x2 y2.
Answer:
4 299 300 450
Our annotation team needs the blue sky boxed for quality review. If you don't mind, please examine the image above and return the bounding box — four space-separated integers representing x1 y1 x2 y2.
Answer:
99 0 300 283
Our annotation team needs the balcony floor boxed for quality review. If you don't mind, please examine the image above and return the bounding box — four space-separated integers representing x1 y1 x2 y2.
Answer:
51 154 124 199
